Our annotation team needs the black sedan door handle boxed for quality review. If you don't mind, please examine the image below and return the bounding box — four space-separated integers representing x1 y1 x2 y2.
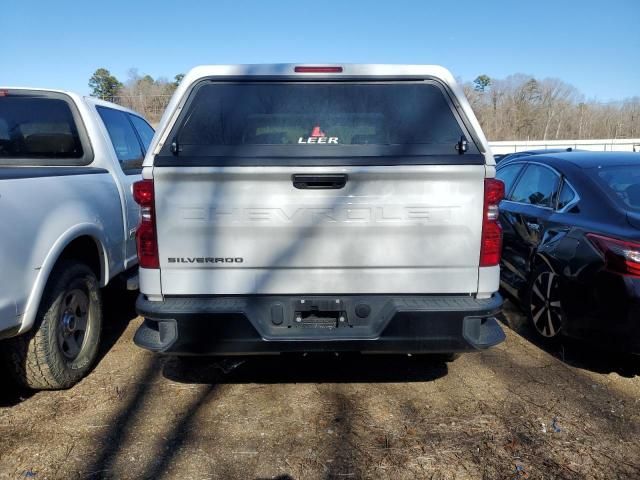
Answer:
292 174 348 189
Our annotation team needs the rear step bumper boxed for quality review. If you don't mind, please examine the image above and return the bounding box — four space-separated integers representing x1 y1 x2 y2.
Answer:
134 294 504 355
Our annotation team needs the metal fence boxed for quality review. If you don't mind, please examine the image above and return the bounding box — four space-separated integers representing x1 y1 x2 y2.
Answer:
489 138 640 154
99 94 640 151
101 95 172 122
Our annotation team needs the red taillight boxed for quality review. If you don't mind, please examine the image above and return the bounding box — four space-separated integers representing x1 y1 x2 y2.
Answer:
133 180 159 269
133 179 154 207
586 233 640 277
294 66 343 73
480 178 505 267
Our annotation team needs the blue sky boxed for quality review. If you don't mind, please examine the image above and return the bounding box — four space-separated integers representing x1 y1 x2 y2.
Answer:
2 0 638 101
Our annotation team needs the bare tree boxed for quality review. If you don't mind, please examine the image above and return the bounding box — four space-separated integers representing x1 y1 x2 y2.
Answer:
94 68 639 139
462 74 640 140
100 69 182 122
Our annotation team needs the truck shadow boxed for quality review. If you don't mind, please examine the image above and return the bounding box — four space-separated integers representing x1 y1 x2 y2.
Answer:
95 285 139 364
81 352 447 479
0 360 34 407
162 353 449 385
499 298 640 378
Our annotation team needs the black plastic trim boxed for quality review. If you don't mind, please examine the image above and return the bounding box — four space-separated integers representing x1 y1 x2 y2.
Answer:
0 167 109 180
154 153 485 167
292 173 348 189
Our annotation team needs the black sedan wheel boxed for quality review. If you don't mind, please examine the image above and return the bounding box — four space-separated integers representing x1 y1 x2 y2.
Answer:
527 267 564 339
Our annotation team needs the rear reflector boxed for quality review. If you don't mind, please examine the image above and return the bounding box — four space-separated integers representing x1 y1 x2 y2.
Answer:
136 221 159 269
133 180 159 269
294 66 343 73
586 233 640 277
480 178 505 267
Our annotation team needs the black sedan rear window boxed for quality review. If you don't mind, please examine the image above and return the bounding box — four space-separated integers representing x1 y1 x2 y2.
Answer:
596 165 640 211
171 82 475 159
0 94 85 164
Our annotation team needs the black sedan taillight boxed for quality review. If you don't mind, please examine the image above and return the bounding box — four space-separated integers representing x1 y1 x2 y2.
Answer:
587 233 640 278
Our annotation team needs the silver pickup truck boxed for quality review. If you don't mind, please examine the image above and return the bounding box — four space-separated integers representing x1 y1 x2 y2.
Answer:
0 88 154 389
134 64 505 358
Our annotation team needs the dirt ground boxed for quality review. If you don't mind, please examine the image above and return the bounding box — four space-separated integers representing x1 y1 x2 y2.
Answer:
1 293 639 480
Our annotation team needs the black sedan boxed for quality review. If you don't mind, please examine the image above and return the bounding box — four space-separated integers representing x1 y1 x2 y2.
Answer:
496 152 640 351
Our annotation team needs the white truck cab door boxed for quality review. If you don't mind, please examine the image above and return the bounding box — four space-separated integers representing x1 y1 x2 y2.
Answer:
96 107 154 267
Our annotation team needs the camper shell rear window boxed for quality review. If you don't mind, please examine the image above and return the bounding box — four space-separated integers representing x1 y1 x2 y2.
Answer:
157 80 482 166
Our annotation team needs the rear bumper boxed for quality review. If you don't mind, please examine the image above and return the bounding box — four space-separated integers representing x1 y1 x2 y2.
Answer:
135 293 504 355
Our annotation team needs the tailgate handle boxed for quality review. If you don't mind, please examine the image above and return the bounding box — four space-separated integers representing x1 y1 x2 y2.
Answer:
292 174 348 190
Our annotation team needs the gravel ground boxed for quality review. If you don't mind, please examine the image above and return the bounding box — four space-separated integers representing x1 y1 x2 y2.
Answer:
0 294 639 480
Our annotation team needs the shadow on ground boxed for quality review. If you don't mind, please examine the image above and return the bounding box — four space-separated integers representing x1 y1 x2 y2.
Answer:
0 362 33 407
499 298 640 378
162 353 449 386
96 285 139 364
81 353 448 479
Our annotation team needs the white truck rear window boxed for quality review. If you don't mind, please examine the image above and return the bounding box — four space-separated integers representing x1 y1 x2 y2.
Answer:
0 94 84 163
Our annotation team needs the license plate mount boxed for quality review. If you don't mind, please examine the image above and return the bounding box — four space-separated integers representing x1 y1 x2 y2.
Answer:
293 298 347 328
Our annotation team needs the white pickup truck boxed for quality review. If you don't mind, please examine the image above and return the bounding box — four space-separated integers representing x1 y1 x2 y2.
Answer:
0 88 154 389
133 64 505 358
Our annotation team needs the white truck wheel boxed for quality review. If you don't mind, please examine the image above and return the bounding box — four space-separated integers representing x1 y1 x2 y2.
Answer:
4 260 102 390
